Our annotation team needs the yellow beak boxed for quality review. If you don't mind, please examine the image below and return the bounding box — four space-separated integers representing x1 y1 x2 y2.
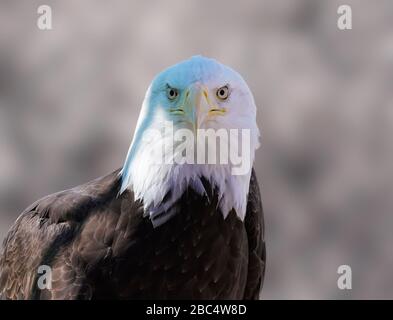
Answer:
170 83 226 131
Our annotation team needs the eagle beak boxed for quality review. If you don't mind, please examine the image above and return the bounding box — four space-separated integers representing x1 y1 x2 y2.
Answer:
182 83 226 131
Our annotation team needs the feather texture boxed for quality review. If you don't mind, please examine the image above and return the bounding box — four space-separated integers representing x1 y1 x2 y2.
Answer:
0 168 265 299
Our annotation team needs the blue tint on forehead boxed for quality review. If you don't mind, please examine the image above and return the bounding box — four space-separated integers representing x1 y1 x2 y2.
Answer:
151 56 227 90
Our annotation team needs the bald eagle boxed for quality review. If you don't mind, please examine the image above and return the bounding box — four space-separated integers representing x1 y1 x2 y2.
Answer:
0 56 265 300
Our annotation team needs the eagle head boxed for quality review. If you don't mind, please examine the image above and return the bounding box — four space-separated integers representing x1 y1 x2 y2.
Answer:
120 56 260 226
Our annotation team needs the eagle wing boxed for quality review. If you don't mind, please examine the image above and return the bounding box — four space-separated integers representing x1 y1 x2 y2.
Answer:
243 169 266 299
0 169 122 300
0 168 265 300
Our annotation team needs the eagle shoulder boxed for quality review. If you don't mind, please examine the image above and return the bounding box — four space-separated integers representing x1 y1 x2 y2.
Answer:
243 169 266 299
0 169 123 299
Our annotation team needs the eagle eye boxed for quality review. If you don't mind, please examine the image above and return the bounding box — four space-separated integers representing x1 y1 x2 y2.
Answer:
216 85 229 100
166 86 179 100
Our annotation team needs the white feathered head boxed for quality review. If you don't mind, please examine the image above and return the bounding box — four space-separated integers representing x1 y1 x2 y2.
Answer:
121 56 260 226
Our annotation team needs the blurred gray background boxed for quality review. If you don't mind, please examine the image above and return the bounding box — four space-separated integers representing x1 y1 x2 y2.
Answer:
1 0 392 299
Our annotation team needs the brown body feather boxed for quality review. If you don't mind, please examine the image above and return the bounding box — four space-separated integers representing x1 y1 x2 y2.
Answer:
0 168 265 300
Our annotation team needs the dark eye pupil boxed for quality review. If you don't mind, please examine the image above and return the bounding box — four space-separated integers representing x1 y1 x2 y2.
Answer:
170 90 175 97
220 89 225 96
